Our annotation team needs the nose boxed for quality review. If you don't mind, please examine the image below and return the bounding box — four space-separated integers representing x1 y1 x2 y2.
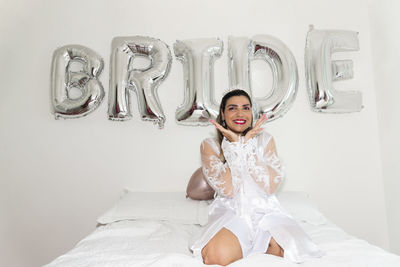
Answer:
237 108 245 116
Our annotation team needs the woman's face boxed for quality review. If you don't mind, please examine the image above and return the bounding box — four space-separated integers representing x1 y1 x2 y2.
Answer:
222 95 252 134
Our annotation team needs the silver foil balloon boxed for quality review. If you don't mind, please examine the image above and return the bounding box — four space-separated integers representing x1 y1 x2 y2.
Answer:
50 45 104 119
249 35 298 122
305 26 362 113
108 36 172 129
228 36 251 92
174 38 222 125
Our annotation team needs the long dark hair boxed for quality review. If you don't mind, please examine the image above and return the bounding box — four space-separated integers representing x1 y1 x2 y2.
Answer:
216 89 253 160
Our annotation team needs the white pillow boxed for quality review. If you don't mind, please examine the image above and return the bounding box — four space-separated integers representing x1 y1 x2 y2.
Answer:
97 190 210 226
97 190 326 227
277 191 327 225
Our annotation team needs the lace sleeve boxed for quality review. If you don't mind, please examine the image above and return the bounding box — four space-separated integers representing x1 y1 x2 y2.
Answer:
200 139 234 198
247 134 285 195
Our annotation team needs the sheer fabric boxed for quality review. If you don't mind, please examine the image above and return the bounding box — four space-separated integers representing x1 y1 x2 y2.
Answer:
190 132 323 263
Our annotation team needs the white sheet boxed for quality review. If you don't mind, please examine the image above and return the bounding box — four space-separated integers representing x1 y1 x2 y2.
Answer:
45 218 400 267
97 190 210 226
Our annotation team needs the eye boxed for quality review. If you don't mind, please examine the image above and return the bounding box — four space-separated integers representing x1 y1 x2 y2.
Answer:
243 106 250 110
228 106 237 111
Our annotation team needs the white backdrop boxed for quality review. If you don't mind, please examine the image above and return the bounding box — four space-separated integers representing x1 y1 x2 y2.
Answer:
369 0 400 256
0 0 396 266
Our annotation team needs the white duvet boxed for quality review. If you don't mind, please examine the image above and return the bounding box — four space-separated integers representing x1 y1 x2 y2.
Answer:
45 219 400 267
44 191 400 266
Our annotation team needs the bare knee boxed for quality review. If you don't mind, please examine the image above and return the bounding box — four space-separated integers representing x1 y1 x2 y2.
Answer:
203 246 238 266
266 237 284 257
201 228 243 265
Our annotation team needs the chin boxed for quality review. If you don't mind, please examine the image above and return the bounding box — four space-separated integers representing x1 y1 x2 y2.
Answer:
229 125 250 135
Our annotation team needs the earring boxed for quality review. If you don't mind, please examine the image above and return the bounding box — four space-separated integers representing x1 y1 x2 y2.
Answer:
222 120 226 127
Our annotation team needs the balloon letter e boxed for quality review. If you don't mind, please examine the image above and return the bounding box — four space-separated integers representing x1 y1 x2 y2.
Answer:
305 26 362 113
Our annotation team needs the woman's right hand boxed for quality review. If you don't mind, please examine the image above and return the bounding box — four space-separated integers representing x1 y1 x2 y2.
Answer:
209 119 239 142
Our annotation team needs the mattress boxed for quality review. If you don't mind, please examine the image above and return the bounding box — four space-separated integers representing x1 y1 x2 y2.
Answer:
44 191 400 267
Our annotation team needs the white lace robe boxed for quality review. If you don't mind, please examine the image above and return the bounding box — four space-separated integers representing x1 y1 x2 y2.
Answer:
190 131 323 263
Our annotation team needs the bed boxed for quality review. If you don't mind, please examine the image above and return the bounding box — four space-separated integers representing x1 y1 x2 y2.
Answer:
44 190 400 267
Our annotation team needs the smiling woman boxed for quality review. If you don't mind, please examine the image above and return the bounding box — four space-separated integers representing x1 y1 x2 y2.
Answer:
189 89 323 265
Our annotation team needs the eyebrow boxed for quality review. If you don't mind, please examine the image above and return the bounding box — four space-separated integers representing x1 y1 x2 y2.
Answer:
227 104 251 107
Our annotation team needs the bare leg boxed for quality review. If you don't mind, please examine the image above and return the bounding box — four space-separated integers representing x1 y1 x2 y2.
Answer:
266 237 284 257
201 227 243 266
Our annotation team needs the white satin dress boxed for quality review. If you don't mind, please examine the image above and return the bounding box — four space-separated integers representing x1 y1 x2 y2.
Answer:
190 132 323 263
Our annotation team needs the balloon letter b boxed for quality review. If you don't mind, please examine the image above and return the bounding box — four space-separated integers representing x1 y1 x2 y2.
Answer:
50 45 104 119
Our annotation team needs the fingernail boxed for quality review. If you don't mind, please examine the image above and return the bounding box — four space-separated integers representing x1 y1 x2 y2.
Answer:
209 119 214 123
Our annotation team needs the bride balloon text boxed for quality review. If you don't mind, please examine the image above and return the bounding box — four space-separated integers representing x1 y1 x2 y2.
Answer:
50 27 361 128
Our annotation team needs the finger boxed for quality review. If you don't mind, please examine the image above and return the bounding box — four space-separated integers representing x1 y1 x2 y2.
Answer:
253 115 265 129
216 124 228 134
253 118 265 130
209 119 222 129
210 119 230 135
248 127 264 137
219 126 238 141
244 127 264 142
254 119 263 130
210 120 240 142
254 127 264 133
256 114 268 127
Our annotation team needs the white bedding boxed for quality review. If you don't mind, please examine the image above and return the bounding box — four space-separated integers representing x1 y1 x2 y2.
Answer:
44 192 400 267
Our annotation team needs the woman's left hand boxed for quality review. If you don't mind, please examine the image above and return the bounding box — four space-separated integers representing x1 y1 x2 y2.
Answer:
243 114 267 143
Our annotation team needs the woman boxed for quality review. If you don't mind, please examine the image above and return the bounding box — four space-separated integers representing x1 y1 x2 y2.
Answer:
190 89 323 266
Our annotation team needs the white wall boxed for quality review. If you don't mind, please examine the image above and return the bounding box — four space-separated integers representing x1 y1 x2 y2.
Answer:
368 0 400 255
0 0 391 266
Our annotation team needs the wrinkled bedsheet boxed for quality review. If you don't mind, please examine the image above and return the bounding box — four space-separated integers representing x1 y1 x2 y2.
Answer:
45 219 400 267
